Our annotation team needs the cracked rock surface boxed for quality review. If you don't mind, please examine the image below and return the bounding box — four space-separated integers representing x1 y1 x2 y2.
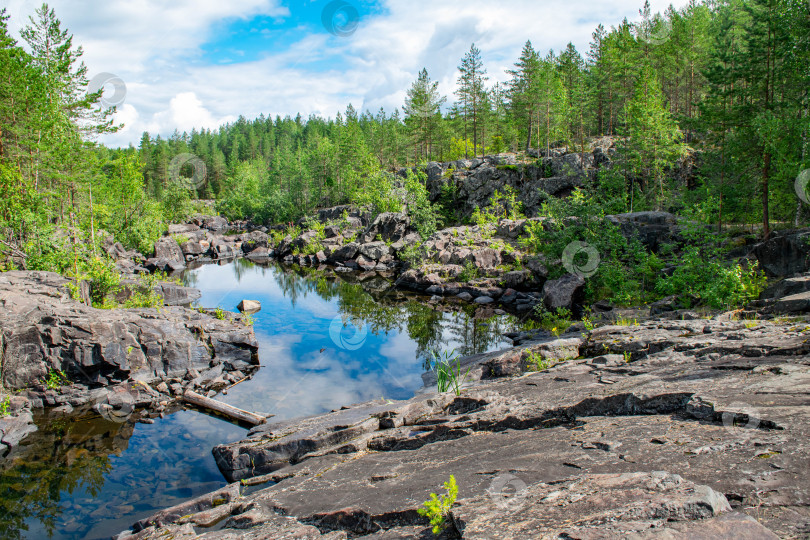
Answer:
119 317 810 539
0 271 259 415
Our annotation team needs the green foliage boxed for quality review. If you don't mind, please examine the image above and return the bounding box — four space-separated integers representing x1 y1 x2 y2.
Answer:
83 257 121 307
530 306 573 335
353 171 404 216
214 307 227 320
526 350 552 371
398 241 425 268
0 395 10 417
418 475 458 535
44 369 68 390
471 186 524 232
403 170 440 239
123 272 166 309
431 350 470 396
458 260 479 282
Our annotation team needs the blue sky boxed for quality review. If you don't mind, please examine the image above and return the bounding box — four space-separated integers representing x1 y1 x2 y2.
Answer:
6 0 691 147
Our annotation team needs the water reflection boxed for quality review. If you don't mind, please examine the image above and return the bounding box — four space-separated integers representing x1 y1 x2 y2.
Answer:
1 259 518 539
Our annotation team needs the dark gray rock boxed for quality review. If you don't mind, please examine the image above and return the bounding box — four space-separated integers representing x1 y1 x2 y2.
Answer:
542 273 585 311
760 273 810 300
361 213 411 244
331 243 360 262
606 211 680 252
753 229 810 277
124 316 810 539
358 242 391 261
0 272 258 406
152 237 185 267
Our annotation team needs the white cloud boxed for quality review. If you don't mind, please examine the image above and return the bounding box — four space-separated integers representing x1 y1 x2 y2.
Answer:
5 0 691 147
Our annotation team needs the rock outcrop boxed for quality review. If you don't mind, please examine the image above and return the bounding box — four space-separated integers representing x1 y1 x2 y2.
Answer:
0 271 259 410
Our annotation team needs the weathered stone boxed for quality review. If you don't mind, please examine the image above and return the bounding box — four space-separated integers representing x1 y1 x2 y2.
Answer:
237 300 261 313
606 211 680 252
753 229 810 277
358 242 391 262
124 316 810 539
152 237 185 267
361 213 411 244
542 273 585 311
0 272 259 404
331 243 360 262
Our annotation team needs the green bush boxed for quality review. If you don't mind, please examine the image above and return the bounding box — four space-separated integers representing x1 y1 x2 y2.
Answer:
418 475 458 535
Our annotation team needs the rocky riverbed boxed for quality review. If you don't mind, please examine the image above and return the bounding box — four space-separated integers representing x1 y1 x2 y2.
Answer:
115 312 810 539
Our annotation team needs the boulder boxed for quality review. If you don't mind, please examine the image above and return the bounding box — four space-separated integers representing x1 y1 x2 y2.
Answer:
606 211 680 252
502 270 532 291
240 231 269 254
358 241 391 261
467 248 501 270
237 300 261 313
0 271 259 401
760 273 810 300
753 229 810 277
246 247 274 261
200 216 229 232
542 273 585 311
167 224 200 235
361 213 411 244
152 237 184 267
143 258 184 273
179 239 208 257
331 243 360 262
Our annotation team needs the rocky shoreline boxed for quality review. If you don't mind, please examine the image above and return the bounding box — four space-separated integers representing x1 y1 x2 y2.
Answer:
0 271 259 458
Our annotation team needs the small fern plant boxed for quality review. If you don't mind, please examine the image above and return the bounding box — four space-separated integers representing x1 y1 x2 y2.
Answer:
418 475 458 535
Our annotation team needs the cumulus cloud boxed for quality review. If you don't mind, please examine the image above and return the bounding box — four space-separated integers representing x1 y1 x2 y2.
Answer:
6 0 690 147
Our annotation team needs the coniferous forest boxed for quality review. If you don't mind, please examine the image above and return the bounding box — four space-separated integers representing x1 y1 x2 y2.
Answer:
1 0 809 274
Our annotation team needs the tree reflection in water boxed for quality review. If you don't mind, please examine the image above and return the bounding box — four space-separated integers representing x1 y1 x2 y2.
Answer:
0 409 129 539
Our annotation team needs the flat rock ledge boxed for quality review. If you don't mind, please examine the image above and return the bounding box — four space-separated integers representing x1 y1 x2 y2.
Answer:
119 317 809 539
0 271 259 456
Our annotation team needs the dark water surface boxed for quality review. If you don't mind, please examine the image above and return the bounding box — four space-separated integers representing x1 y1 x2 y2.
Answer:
0 260 518 539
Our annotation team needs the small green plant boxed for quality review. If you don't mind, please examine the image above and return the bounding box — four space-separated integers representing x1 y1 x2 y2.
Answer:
582 308 596 332
214 307 227 320
526 350 552 371
398 242 425 268
44 369 68 390
458 260 479 282
532 306 573 334
623 351 632 363
0 395 10 417
243 312 255 326
615 316 639 327
418 475 458 535
431 350 470 396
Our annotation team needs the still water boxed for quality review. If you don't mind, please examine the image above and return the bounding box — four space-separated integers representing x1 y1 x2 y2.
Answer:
0 260 519 539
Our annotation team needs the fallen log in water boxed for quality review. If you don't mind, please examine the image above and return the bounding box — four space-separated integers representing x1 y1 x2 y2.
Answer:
183 390 269 426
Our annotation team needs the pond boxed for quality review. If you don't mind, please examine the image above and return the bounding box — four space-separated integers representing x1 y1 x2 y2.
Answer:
0 260 520 540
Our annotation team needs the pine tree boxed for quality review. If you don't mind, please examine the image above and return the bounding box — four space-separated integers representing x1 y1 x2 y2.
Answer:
456 44 488 157
403 68 446 162
624 65 685 210
507 40 540 152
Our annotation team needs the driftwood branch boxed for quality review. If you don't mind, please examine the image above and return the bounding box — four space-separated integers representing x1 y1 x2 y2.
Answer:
183 390 269 426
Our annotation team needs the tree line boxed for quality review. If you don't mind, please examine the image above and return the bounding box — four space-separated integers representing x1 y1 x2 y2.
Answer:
1 0 809 272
